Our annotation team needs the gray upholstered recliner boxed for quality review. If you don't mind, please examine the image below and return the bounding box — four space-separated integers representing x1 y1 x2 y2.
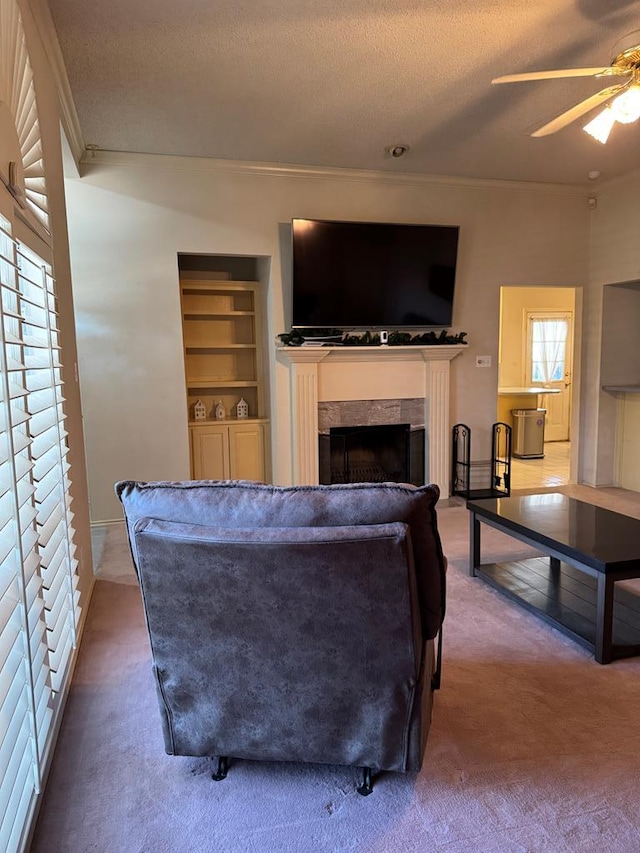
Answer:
116 480 447 794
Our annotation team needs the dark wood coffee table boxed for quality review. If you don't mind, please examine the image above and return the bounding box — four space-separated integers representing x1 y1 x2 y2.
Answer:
467 493 640 664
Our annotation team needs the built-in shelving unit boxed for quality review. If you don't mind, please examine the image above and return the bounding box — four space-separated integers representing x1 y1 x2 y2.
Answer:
179 266 269 482
181 280 261 417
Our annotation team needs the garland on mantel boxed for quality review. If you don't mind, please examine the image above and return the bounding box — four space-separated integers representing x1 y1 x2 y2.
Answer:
277 328 468 347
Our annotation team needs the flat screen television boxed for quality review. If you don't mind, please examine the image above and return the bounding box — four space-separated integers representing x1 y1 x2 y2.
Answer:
291 218 459 329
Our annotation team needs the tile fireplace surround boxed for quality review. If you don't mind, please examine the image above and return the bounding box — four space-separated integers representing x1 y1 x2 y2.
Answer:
277 345 465 497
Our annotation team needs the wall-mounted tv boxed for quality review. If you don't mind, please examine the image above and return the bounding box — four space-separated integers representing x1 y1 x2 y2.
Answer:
291 218 460 329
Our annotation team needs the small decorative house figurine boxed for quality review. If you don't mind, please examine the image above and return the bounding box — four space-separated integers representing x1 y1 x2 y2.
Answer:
215 400 226 420
193 399 206 421
236 397 249 419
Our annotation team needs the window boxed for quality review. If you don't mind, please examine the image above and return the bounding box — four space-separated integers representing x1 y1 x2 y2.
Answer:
529 317 568 384
0 213 79 853
0 1 81 847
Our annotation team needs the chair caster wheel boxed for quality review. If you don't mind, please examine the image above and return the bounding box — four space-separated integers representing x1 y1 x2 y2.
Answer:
211 756 229 781
357 767 374 796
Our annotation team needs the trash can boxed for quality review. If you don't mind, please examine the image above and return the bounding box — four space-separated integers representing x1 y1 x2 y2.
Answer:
511 408 546 458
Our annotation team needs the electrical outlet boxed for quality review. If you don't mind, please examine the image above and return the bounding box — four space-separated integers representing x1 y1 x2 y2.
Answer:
476 355 492 368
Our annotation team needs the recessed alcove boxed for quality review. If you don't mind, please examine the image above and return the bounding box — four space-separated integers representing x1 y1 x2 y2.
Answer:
601 281 640 490
601 281 640 392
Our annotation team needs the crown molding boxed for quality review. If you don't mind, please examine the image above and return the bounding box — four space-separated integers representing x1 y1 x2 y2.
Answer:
79 149 589 197
27 0 85 167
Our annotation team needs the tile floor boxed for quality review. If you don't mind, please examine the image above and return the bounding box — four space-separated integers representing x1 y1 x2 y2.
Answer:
510 440 570 490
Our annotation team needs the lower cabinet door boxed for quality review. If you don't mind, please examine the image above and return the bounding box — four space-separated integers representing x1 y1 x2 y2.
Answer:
229 423 265 481
191 425 230 479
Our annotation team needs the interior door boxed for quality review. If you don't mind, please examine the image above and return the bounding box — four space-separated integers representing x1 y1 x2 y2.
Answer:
526 312 573 442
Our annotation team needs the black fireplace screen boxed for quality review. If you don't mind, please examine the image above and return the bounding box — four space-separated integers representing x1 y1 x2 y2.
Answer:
319 423 425 486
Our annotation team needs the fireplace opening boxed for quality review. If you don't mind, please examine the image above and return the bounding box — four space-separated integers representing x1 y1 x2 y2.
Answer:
319 424 425 486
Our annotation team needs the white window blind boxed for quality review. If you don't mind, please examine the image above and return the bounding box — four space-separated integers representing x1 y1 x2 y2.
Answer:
0 213 80 853
1 0 51 236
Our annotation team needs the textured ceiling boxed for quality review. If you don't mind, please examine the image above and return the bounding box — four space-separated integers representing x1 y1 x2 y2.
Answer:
48 0 640 185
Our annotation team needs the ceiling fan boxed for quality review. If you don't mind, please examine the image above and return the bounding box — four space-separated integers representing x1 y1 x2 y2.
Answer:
492 33 640 143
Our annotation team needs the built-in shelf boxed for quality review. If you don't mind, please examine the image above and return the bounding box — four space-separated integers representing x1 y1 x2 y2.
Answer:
183 310 255 318
181 281 253 293
188 417 269 427
185 344 257 351
186 378 259 387
602 385 640 394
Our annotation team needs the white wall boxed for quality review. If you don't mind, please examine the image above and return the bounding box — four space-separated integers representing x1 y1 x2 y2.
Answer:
64 153 590 521
588 169 640 488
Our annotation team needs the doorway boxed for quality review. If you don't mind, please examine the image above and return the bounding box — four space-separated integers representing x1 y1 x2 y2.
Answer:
498 287 580 490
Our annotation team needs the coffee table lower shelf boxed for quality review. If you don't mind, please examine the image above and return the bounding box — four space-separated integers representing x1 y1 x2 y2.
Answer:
475 557 640 659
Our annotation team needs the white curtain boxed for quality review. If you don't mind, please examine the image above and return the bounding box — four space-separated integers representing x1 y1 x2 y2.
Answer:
531 319 567 384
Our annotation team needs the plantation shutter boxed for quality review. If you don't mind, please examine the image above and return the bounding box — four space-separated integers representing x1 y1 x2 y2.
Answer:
0 213 79 853
1 0 51 236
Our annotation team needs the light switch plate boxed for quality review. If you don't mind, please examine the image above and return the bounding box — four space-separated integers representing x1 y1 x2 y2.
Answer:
476 355 492 367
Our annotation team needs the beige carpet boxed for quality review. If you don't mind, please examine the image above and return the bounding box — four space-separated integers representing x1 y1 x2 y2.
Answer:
31 487 640 852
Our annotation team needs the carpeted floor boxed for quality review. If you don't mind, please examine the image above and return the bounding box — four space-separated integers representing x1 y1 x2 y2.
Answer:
30 489 640 853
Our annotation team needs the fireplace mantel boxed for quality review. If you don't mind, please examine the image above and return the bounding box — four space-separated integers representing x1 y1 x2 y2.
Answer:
277 344 466 365
277 345 465 496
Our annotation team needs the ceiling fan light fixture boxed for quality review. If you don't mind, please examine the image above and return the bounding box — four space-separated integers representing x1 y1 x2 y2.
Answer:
610 86 640 123
583 107 616 144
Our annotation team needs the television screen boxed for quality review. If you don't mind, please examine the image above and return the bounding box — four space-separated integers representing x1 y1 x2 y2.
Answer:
291 218 459 329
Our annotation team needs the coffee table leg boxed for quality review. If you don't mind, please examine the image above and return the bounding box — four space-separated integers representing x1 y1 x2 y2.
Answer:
470 512 480 577
595 574 614 664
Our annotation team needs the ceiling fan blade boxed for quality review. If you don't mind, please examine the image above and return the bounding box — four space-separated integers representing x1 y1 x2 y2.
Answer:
531 84 627 137
492 67 626 84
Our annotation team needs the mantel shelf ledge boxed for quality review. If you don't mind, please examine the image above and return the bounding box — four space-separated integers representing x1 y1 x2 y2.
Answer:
276 344 466 365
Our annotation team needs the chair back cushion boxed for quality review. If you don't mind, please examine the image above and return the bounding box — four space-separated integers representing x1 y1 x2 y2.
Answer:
116 480 446 639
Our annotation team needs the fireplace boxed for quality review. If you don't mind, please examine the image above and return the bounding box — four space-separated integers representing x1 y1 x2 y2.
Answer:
277 344 465 496
319 423 425 485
